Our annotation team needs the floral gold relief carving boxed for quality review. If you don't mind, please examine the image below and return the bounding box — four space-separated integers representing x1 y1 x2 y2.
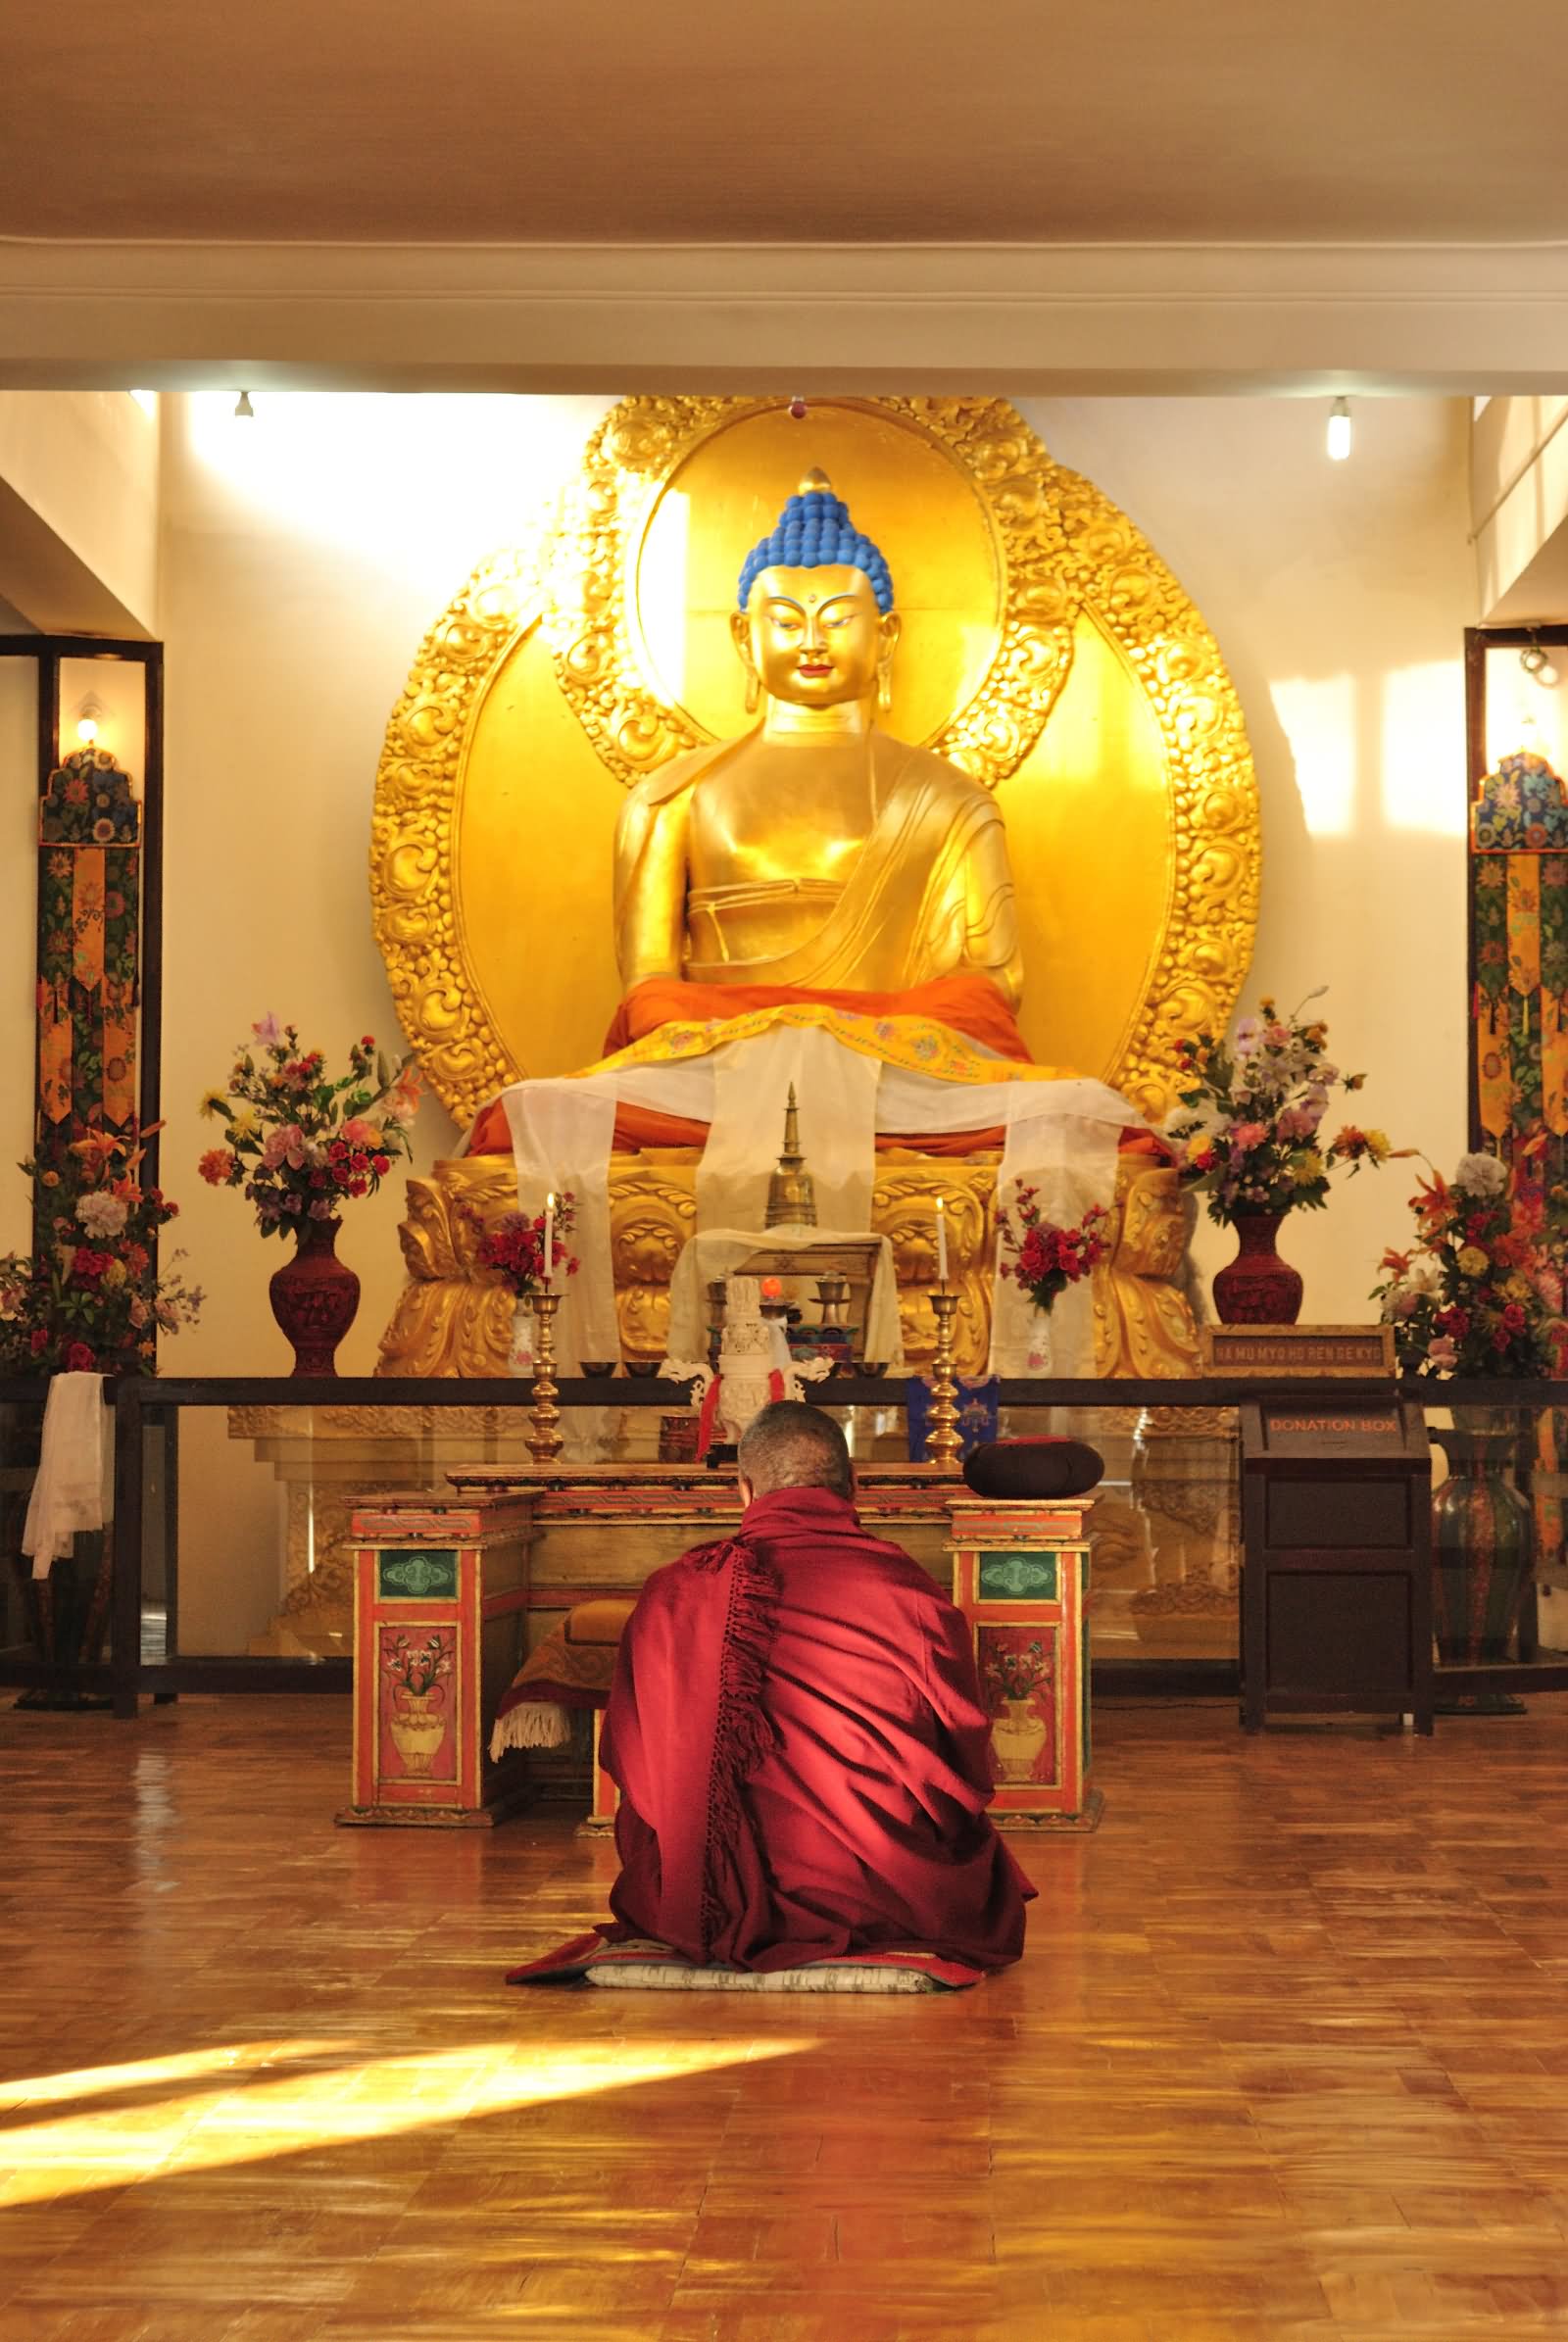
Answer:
370 547 544 1122
376 1152 1199 1381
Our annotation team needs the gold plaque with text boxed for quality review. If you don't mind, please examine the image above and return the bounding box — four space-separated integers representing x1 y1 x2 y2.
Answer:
1200 1323 1395 1378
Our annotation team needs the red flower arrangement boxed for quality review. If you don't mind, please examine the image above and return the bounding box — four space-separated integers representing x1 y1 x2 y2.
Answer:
469 1193 579 1297
1370 1150 1556 1378
0 1121 201 1377
197 1017 419 1238
983 1637 1051 1705
997 1187 1108 1313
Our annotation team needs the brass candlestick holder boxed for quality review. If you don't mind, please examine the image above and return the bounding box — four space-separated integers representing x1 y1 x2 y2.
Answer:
526 1287 564 1465
924 1290 961 1466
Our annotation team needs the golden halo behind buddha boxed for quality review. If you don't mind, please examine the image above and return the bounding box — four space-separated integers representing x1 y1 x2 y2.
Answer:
371 395 1259 1127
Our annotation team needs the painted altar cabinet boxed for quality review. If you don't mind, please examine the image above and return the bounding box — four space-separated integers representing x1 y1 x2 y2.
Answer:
370 397 1261 1380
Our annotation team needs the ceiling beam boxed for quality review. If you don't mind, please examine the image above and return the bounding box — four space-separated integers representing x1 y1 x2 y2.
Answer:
5 239 1568 395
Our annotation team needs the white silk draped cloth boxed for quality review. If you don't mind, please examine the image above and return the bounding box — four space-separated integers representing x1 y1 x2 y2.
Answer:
483 1016 1138 1378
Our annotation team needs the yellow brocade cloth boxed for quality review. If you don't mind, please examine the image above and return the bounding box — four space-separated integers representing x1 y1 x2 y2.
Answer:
581 1000 1074 1090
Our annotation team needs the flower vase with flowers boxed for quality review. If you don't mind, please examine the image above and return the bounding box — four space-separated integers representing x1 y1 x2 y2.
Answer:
381 1630 455 1777
1371 1151 1554 1697
465 1196 579 1376
0 1122 201 1378
981 1635 1053 1781
1169 990 1399 1324
996 1188 1108 1369
197 1018 420 1375
1370 1150 1555 1379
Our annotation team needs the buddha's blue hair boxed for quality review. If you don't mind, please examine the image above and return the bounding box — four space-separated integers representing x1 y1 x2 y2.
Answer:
737 489 894 613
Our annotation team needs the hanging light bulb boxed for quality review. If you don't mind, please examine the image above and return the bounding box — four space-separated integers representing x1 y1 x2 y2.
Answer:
1326 397 1352 462
1522 643 1559 688
233 390 255 419
74 693 103 747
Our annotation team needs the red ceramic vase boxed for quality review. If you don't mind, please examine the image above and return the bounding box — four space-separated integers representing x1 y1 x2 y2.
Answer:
1211 1210 1303 1326
268 1217 361 1376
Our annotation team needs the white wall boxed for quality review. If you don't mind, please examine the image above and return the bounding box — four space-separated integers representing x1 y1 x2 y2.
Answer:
0 390 161 634
1027 395 1475 1317
158 390 1473 1366
160 391 611 1375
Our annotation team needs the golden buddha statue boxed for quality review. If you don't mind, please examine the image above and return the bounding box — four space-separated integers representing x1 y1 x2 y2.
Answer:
613 470 1023 1009
379 461 1201 1384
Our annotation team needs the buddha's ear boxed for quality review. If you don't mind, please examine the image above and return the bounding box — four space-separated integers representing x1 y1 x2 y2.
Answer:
876 610 901 709
731 608 761 713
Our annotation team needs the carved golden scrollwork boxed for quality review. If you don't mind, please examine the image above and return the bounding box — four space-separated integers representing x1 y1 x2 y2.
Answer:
608 1161 699 1365
547 395 1077 794
870 1156 998 1378
369 546 545 1119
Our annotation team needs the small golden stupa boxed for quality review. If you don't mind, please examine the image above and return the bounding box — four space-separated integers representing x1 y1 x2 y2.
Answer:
764 1086 817 1229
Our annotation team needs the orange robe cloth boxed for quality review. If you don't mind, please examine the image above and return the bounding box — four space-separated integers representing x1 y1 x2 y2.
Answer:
467 973 1162 1161
600 1485 1034 1972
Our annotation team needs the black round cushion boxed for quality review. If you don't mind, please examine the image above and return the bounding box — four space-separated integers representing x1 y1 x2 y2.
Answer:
961 1437 1104 1499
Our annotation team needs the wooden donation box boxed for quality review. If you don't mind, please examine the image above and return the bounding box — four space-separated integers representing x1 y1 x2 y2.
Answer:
947 1496 1097 1829
339 1490 535 1826
1239 1396 1433 1733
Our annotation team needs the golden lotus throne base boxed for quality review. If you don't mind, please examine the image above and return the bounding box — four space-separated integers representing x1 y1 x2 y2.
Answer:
378 1147 1200 1382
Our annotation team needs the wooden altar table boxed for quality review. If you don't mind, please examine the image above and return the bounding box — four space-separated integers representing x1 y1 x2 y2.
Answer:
343 1465 1098 1830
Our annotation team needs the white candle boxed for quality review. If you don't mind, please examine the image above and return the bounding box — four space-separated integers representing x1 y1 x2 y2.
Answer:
542 1192 556 1289
935 1195 949 1289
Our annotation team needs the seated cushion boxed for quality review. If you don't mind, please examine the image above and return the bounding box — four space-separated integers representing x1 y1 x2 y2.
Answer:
961 1438 1104 1500
565 1598 637 1646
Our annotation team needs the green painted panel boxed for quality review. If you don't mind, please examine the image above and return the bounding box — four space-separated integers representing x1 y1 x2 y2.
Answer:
978 1551 1058 1602
377 1549 460 1600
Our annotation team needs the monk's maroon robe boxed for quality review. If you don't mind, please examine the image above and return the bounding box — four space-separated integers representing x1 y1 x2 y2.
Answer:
600 1485 1034 1972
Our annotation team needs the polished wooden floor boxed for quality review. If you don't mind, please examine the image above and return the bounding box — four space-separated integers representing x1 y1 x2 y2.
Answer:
4 1695 1568 2342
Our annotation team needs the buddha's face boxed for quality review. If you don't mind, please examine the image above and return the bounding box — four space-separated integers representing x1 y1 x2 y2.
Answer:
732 563 899 710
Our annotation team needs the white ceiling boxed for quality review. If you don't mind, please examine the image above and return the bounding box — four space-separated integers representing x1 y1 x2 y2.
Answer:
4 2 1567 393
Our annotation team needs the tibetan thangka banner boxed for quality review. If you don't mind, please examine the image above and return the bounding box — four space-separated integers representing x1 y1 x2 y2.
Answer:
1470 755 1568 1171
35 750 141 1203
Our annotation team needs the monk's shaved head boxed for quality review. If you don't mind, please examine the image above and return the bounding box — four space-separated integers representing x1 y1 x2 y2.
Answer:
737 1401 853 1502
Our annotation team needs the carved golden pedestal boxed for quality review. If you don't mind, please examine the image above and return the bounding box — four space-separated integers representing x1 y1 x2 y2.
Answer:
377 1150 1200 1381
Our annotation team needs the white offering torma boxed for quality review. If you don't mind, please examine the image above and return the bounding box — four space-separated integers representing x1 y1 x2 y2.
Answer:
661 1274 831 1447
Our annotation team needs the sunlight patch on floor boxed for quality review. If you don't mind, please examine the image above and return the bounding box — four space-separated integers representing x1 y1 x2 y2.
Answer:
0 2033 817 2208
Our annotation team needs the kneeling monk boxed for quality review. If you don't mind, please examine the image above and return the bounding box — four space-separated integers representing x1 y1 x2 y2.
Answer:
601 1402 1034 1973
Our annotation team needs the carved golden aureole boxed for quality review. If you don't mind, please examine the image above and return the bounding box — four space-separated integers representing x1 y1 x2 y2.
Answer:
370 395 1260 1128
377 1151 1200 1383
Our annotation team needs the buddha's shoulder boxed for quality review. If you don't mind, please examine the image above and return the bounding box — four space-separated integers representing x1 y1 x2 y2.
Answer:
876 734 998 811
621 742 721 817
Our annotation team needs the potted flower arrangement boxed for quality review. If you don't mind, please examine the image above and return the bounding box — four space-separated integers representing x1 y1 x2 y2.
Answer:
0 1122 201 1378
0 1123 201 1701
197 1018 419 1375
465 1194 578 1375
1169 990 1396 1323
1371 1150 1554 1379
1371 1150 1554 1699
